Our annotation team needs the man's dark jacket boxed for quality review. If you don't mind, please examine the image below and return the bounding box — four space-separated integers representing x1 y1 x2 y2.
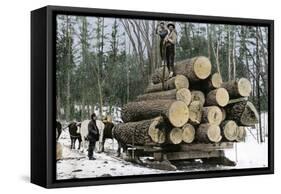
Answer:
87 120 99 141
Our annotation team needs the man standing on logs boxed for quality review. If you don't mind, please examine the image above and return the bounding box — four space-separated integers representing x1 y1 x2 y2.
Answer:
156 21 169 66
164 22 177 78
87 113 100 160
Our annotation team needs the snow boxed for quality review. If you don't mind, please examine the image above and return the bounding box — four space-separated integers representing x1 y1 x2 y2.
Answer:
57 132 168 180
224 132 268 169
56 112 269 180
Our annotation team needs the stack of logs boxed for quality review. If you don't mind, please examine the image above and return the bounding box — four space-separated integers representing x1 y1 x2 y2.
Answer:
113 56 259 146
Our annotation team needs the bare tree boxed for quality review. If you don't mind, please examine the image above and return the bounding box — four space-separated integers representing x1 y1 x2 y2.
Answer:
210 25 221 75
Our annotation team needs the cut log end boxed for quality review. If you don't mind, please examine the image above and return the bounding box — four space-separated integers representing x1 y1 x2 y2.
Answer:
193 56 212 80
240 101 259 125
174 75 189 89
148 117 166 144
221 120 238 141
206 88 229 107
203 106 223 125
238 78 252 97
182 124 195 143
168 101 189 127
168 128 183 144
197 123 222 143
211 73 223 88
191 90 205 105
189 100 203 125
207 125 222 143
176 88 192 106
215 88 229 107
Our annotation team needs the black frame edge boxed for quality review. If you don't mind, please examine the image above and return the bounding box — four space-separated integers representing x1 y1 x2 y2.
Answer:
31 6 48 188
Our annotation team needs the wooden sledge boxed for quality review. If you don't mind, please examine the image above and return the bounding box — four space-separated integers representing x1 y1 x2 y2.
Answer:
121 142 236 171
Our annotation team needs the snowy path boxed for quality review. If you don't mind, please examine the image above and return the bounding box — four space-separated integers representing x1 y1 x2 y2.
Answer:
56 128 268 180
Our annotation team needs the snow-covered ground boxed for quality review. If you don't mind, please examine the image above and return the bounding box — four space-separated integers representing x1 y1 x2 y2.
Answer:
224 128 268 169
57 131 167 180
57 125 268 180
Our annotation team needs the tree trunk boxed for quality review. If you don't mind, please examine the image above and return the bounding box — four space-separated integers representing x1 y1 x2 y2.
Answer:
191 90 205 105
227 26 232 81
167 128 183 144
205 88 229 107
221 120 238 141
136 88 191 106
224 101 259 126
201 106 223 125
182 123 195 143
196 123 222 143
121 100 189 127
145 75 189 93
113 117 168 145
188 101 203 125
221 78 252 98
151 56 212 84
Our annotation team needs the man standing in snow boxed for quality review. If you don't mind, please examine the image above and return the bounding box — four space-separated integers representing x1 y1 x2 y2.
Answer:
164 22 177 78
87 113 100 160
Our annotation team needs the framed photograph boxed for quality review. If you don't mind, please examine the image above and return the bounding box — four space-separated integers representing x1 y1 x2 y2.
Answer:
31 5 274 188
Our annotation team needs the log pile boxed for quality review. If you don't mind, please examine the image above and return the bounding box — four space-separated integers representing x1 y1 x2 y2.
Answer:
113 56 258 148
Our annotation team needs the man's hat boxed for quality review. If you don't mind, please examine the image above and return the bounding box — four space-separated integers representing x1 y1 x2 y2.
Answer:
167 22 175 28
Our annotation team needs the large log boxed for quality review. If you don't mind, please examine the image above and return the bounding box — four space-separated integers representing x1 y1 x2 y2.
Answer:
191 90 205 105
145 75 189 93
113 117 168 145
188 100 203 125
196 123 222 143
151 56 212 84
190 72 223 92
137 89 177 101
221 78 252 98
201 106 223 125
182 123 195 143
205 88 229 107
136 88 191 106
167 128 183 144
224 101 259 126
221 120 239 141
121 100 189 127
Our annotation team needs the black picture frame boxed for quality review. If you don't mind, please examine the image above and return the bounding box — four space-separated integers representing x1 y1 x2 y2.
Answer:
31 5 274 188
